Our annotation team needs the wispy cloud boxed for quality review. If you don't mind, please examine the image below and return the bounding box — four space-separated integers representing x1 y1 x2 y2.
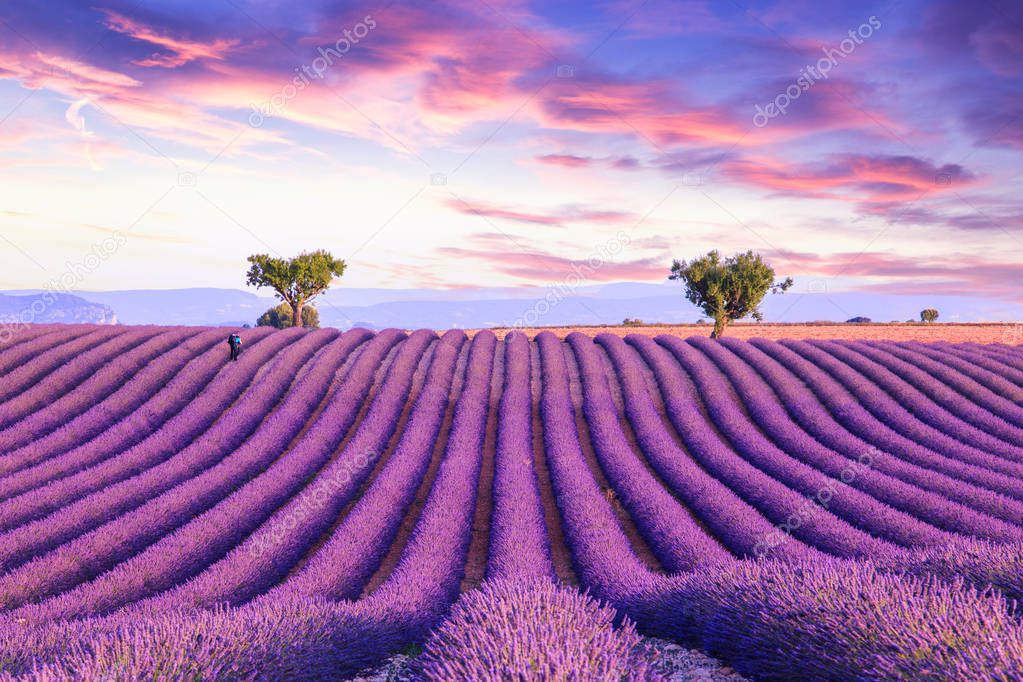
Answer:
724 153 978 203
446 197 640 226
101 10 239 68
438 233 663 282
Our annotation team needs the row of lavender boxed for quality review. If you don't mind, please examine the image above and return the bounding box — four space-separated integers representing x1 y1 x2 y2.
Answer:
0 326 1021 679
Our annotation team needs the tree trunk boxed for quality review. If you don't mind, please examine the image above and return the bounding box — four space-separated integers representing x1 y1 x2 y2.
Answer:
292 301 303 329
711 317 728 339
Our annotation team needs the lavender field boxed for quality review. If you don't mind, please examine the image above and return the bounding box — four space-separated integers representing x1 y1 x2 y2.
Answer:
1 324 1023 680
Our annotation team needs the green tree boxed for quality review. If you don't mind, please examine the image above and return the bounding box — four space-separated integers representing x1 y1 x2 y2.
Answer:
246 250 345 328
920 308 939 323
669 250 793 339
256 302 320 329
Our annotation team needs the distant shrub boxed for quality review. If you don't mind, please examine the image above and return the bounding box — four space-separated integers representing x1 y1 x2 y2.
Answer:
920 308 940 323
257 303 320 329
417 580 655 680
846 316 872 323
622 318 645 327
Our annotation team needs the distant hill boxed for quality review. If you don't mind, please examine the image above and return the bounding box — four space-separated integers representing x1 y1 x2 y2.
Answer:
313 295 693 329
313 291 1023 329
2 286 1020 329
2 288 273 326
0 293 116 325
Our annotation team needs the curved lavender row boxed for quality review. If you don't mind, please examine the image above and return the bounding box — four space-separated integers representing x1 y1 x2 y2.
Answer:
0 327 147 401
255 330 465 601
157 331 498 675
0 327 164 427
763 340 1023 485
806 340 1023 462
0 327 319 575
626 335 831 561
0 328 119 400
0 327 275 490
115 329 432 614
722 338 1023 528
689 336 1022 543
935 342 1023 394
0 324 65 354
11 329 386 621
346 330 498 645
904 342 1023 403
843 340 1023 450
567 332 730 572
968 342 1023 371
596 333 810 561
870 341 1023 428
0 327 202 449
0 327 303 534
967 343 1023 388
0 330 338 611
835 339 1023 456
486 332 556 582
535 331 659 602
140 331 496 676
0 327 239 466
0 328 95 377
650 335 907 557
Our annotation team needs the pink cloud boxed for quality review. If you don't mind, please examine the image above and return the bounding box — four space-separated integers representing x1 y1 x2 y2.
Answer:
538 77 749 147
534 153 644 170
438 236 664 283
446 197 639 226
724 153 978 203
861 199 1023 233
769 249 1023 301
101 10 239 68
0 51 143 96
536 153 593 168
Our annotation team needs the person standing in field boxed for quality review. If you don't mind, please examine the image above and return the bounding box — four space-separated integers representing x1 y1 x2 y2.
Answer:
228 333 243 361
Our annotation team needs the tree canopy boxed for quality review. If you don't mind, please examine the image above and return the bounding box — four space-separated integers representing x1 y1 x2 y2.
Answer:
246 250 345 328
920 308 940 323
669 250 793 338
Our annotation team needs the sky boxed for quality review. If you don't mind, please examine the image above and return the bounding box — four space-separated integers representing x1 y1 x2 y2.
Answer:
0 0 1021 306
